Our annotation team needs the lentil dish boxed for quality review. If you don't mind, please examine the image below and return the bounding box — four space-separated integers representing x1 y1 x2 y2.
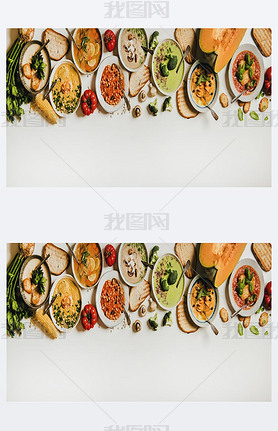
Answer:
100 64 125 106
100 278 125 320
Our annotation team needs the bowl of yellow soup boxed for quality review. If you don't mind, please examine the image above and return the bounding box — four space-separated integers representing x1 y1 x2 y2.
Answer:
50 275 82 332
49 60 82 117
187 61 219 112
71 28 103 75
72 243 103 289
187 276 219 327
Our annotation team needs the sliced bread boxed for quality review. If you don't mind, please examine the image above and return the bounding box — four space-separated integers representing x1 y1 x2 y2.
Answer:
177 295 198 333
129 279 150 311
43 28 69 61
42 243 69 276
129 65 150 97
174 243 196 278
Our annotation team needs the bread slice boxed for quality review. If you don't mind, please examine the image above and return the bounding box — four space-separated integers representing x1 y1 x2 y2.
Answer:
177 81 198 119
129 279 150 311
43 28 69 61
174 243 196 278
174 28 196 64
129 65 150 97
42 243 69 276
252 243 272 272
177 295 198 333
252 28 272 57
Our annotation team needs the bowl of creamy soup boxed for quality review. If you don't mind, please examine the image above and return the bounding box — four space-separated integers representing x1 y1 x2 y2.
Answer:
118 243 148 287
187 61 218 112
19 41 51 94
118 28 148 72
187 276 219 327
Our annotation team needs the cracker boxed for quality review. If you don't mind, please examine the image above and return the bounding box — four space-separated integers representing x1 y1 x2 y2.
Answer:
177 295 198 333
177 82 198 119
252 243 272 272
252 28 272 57
129 279 150 311
174 28 196 64
174 243 196 278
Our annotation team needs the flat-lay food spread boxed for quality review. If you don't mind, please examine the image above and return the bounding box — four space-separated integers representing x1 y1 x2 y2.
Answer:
6 28 271 124
6 243 271 341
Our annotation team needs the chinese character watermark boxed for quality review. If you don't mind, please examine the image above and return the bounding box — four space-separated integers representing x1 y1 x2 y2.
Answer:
104 212 169 230
104 426 169 431
104 1 169 18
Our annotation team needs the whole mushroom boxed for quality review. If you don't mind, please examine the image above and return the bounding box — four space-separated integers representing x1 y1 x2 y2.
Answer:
133 320 142 332
133 105 141 118
148 298 157 312
139 304 147 317
148 83 157 98
139 90 147 103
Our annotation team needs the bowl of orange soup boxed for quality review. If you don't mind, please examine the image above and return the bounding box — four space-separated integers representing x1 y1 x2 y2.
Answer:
71 28 102 75
72 243 103 289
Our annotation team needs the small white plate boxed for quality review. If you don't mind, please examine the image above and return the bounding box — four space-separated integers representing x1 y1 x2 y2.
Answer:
228 43 265 102
49 59 82 118
187 60 219 113
95 56 129 113
187 275 219 328
49 274 82 332
95 270 129 328
228 258 264 317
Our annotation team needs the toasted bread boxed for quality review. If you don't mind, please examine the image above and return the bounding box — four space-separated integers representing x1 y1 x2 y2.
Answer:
42 243 69 276
252 243 272 272
252 28 272 57
174 243 196 278
129 65 150 97
177 295 198 333
177 82 198 119
174 28 196 64
43 28 69 61
129 279 150 311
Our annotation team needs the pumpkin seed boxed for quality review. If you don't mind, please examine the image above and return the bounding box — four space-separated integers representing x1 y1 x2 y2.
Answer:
264 116 269 121
238 108 243 121
264 331 269 336
250 111 259 121
238 323 243 336
250 325 259 335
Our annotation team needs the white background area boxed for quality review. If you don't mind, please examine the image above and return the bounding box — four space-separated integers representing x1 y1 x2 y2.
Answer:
7 242 271 402
6 28 271 187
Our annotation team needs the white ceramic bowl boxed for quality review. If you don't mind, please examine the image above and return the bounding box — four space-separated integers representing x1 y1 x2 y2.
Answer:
187 60 219 113
152 253 186 311
187 275 219 328
49 59 82 118
95 270 129 328
95 55 129 113
117 28 148 73
118 243 148 287
71 243 103 290
71 28 103 75
228 258 264 317
228 43 265 102
49 274 82 332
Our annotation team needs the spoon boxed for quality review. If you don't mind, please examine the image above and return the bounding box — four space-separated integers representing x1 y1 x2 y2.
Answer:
112 278 131 326
43 292 61 315
204 312 219 335
66 28 79 50
43 78 61 100
36 39 49 55
231 297 255 319
176 260 190 288
202 97 219 120
231 84 256 104
112 63 131 111
35 253 50 270
176 45 190 74
65 243 80 265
